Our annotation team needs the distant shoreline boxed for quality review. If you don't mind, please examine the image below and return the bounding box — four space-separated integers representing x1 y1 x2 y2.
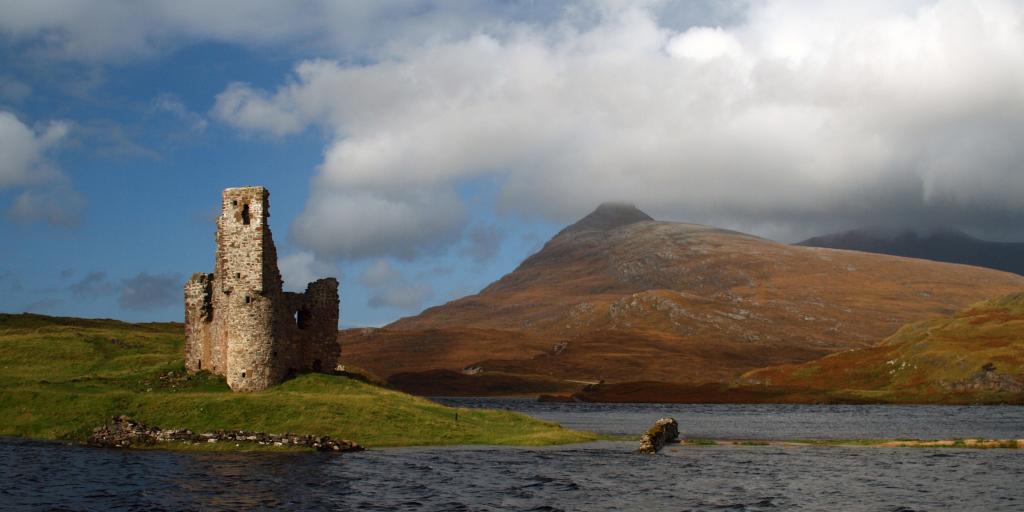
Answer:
382 374 1024 405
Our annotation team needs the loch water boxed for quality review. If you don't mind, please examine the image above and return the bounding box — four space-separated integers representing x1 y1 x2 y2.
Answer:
433 398 1024 440
4 401 1024 511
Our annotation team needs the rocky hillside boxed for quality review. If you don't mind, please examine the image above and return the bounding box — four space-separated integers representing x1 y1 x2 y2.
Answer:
342 204 1024 389
741 292 1024 400
798 227 1024 276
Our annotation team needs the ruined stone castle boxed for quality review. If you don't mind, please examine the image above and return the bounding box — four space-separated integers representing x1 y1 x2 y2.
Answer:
184 186 340 392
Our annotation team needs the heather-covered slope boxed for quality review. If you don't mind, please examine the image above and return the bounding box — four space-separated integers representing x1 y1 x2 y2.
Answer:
342 204 1024 390
740 292 1024 402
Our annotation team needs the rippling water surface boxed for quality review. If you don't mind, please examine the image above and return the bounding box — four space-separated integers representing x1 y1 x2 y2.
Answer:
4 401 1024 511
434 398 1024 439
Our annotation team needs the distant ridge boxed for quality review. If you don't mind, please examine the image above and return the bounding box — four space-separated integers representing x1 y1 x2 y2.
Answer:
798 227 1024 276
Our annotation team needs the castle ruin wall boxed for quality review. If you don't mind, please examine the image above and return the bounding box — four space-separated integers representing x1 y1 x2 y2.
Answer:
184 186 341 392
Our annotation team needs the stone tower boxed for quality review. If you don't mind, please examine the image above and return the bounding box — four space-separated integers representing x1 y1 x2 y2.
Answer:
184 186 340 392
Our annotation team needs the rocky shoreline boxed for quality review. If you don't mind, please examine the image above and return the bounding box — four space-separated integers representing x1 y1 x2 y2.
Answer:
88 416 364 453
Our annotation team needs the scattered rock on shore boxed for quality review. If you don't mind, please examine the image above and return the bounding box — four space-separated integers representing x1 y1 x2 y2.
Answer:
639 417 679 454
88 416 363 453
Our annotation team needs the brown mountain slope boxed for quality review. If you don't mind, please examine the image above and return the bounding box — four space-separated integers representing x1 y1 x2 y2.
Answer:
738 292 1024 402
341 204 1024 389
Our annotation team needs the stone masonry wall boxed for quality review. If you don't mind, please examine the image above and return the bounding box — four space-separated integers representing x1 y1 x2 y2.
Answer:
184 186 340 392
183 272 212 372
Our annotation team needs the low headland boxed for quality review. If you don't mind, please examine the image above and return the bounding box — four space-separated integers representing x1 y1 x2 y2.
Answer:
0 313 594 452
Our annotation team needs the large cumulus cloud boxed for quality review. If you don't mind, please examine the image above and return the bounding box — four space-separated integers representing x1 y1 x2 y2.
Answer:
211 0 1024 258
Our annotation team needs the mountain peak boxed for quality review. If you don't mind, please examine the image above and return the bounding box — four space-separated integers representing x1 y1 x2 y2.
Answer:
557 202 654 237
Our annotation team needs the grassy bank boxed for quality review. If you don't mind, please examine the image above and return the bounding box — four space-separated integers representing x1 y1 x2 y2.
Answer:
0 313 594 449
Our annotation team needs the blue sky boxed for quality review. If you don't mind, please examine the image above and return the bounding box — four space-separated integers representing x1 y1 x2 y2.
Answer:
0 35 563 326
2 1 1023 325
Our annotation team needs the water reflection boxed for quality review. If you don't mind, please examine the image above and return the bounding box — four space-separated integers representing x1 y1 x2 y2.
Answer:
171 452 324 509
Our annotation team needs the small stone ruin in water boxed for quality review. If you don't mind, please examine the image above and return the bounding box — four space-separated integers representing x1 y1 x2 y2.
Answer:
639 417 679 454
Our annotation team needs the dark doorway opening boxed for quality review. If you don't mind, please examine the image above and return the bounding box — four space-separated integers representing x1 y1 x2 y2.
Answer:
241 204 251 225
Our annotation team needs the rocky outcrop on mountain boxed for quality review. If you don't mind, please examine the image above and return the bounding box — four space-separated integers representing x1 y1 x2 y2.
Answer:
941 363 1024 393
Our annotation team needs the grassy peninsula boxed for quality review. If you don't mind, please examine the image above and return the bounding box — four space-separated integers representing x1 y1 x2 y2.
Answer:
0 313 594 450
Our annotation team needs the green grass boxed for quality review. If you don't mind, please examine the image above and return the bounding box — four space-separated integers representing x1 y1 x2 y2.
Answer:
787 438 888 446
943 438 1021 449
682 438 716 445
0 313 595 449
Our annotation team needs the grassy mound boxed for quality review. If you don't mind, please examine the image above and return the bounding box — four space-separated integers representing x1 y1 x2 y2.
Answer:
741 292 1024 403
0 313 594 448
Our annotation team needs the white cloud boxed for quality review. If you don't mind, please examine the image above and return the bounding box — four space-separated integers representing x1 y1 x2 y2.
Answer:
7 186 86 227
0 0 316 61
666 26 744 62
278 251 337 292
152 93 207 134
209 0 1024 248
359 259 434 310
0 0 576 62
289 186 465 260
0 111 67 189
359 259 401 289
0 111 84 227
212 83 307 137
